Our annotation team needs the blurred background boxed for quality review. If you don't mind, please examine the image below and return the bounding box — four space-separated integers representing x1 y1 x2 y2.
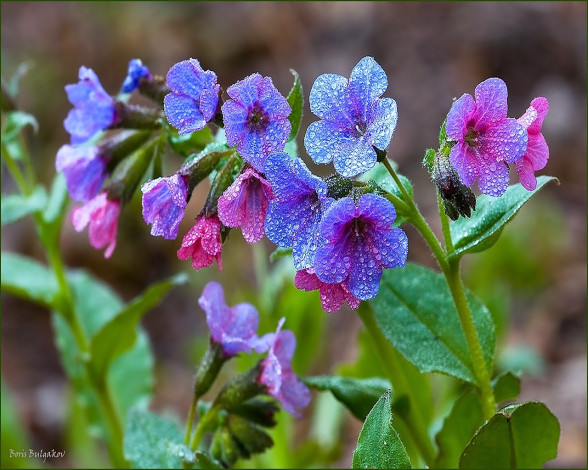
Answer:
1 2 586 468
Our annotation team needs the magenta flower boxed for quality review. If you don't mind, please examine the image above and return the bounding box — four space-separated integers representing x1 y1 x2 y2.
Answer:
177 214 223 271
198 281 268 357
141 174 188 240
164 58 220 134
446 78 528 197
258 318 311 417
55 144 107 202
64 66 118 145
71 192 120 258
217 167 274 243
315 193 408 301
221 73 291 172
294 268 361 313
515 97 550 191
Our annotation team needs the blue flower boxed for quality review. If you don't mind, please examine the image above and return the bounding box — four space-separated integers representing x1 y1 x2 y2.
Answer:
141 173 188 239
163 58 220 134
222 73 291 172
55 144 107 202
264 152 332 270
64 66 118 145
304 56 398 177
314 193 408 300
121 58 152 93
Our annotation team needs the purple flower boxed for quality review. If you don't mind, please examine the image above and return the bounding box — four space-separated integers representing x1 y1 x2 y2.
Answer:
445 78 528 197
71 192 120 258
64 66 118 145
258 318 311 417
198 281 268 357
304 56 398 178
264 152 333 270
515 97 550 191
295 268 361 313
217 167 274 243
177 214 223 271
315 193 408 301
164 58 220 134
141 174 188 239
121 58 152 93
222 73 291 172
55 144 107 202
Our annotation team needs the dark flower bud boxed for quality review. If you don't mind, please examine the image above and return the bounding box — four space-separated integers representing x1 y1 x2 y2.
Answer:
178 144 235 196
101 130 152 174
138 74 170 106
324 174 353 200
213 362 266 411
432 152 476 221
224 397 279 428
227 414 274 458
193 341 229 399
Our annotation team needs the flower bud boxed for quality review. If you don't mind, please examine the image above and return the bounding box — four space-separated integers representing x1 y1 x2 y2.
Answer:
224 397 279 428
193 341 229 399
112 101 163 131
213 362 265 411
202 152 243 217
138 74 170 105
324 173 353 200
178 144 234 195
227 414 274 458
432 152 476 220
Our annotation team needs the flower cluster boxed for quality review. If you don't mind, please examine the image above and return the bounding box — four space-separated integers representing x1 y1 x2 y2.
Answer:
445 78 549 197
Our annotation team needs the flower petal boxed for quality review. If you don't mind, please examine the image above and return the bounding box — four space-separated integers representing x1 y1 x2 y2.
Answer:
367 97 398 150
446 93 475 141
164 93 207 134
449 141 478 187
333 136 377 177
304 119 355 165
472 78 508 128
349 56 388 122
482 117 528 164
477 159 509 197
308 73 355 126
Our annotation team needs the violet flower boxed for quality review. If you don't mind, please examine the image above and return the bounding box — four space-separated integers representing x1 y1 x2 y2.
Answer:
55 144 107 202
445 77 528 197
314 193 408 301
71 192 120 258
515 97 550 191
141 174 188 239
304 56 398 177
222 73 291 172
217 167 274 243
64 66 118 145
177 214 223 271
258 318 311 417
164 58 220 134
264 152 333 270
121 58 152 93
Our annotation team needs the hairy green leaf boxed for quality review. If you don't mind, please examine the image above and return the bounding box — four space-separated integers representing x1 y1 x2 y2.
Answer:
1 185 47 226
286 69 304 141
352 390 412 469
370 263 495 384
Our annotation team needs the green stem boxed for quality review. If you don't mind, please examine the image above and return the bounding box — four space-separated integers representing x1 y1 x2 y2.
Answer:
184 393 200 445
94 378 127 468
437 191 454 253
358 305 436 467
190 404 220 451
1 142 31 195
446 260 497 420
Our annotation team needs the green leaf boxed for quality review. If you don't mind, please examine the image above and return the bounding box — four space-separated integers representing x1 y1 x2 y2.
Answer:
370 263 495 384
435 372 521 468
1 185 47 226
1 110 39 142
89 273 187 380
449 176 558 260
43 172 69 225
195 450 223 469
304 375 391 421
1 252 58 308
352 390 412 469
269 246 292 263
168 126 213 157
460 401 560 468
286 69 303 141
123 408 191 469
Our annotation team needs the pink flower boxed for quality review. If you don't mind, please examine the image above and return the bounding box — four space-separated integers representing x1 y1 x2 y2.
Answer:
217 168 273 243
71 192 120 258
177 214 223 270
294 268 361 313
515 97 550 191
258 318 311 417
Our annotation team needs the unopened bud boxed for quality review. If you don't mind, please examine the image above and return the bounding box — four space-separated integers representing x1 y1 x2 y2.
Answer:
432 153 476 220
203 152 242 217
111 101 163 131
228 414 274 457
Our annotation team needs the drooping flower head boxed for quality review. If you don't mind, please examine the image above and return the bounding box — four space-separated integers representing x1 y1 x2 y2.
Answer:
121 58 152 93
198 281 267 357
164 58 220 134
218 167 274 243
264 152 333 270
64 66 118 145
295 268 361 313
304 56 398 178
55 144 107 202
445 78 528 197
258 318 311 417
222 73 291 172
141 174 188 239
515 97 550 191
71 192 120 258
315 193 408 301
177 214 223 271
